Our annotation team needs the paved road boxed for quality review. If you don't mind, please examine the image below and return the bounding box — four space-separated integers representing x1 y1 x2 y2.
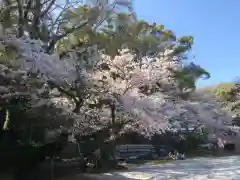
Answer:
115 156 240 180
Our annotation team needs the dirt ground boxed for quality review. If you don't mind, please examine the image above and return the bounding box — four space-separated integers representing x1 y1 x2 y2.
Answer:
0 173 97 180
0 161 130 180
57 173 131 180
57 174 95 180
59 175 103 180
0 160 83 180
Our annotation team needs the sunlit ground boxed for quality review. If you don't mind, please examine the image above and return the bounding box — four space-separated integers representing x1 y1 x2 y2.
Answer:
99 156 240 180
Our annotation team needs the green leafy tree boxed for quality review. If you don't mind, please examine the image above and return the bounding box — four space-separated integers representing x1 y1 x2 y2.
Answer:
0 0 134 53
215 82 234 101
173 62 210 98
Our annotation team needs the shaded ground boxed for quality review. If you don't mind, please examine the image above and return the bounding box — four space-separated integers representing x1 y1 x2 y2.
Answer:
0 160 82 180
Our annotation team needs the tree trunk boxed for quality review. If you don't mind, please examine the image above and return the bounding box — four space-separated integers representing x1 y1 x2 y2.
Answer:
50 159 54 180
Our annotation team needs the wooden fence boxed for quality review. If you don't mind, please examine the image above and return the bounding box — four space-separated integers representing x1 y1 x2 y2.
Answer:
59 143 157 159
115 144 155 158
116 144 155 152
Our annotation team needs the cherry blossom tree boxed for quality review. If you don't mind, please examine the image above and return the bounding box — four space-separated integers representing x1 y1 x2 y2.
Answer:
93 49 233 137
0 25 234 139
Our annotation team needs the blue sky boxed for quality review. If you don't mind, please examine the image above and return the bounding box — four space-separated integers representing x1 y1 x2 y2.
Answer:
134 0 240 87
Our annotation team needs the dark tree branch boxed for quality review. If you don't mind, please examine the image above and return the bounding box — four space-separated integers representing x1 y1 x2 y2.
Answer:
16 0 24 37
40 0 56 19
48 80 85 113
23 0 32 20
46 20 89 53
31 0 42 39
48 80 77 101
